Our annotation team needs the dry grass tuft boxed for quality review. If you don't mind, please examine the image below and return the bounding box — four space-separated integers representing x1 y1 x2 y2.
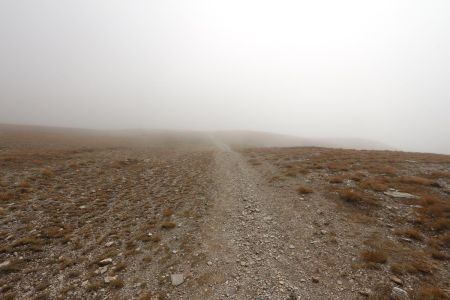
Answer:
40 168 54 178
161 221 176 229
348 172 366 182
297 186 313 194
415 286 448 300
390 263 417 275
0 191 14 202
109 278 124 289
19 180 30 188
429 219 450 232
360 250 387 264
162 208 174 217
399 176 436 186
429 249 450 261
359 177 388 192
0 260 21 275
329 175 345 184
394 228 424 241
338 189 377 206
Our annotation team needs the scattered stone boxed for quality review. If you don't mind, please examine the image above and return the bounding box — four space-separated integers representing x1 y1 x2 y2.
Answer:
207 261 213 266
99 258 113 265
384 191 419 199
104 275 118 283
390 276 403 285
0 260 11 268
337 280 343 285
359 289 371 297
399 237 413 243
171 274 184 286
289 245 295 249
391 287 409 300
105 241 114 247
95 266 108 275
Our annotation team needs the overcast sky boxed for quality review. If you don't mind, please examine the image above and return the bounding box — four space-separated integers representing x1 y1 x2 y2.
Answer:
0 0 449 153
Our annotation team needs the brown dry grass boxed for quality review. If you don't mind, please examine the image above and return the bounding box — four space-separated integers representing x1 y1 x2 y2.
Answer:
40 168 54 178
329 175 345 184
394 228 424 241
359 177 388 192
415 286 448 300
399 176 437 186
338 188 377 206
297 186 313 194
161 221 176 229
360 250 387 264
162 208 174 217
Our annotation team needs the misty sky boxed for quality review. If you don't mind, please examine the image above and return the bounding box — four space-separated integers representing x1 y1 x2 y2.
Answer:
1 1 449 154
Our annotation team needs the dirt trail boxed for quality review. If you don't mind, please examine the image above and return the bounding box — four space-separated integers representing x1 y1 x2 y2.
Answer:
188 146 362 299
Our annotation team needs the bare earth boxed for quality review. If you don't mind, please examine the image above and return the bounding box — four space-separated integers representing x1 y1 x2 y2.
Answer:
1 129 449 299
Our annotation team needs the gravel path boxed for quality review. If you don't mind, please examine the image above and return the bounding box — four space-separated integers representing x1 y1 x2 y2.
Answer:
188 147 364 299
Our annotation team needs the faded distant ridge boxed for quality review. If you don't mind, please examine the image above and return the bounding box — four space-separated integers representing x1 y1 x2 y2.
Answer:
0 124 392 151
212 130 393 150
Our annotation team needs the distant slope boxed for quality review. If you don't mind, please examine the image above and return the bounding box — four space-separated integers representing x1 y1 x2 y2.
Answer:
213 131 392 150
0 124 392 151
0 124 212 150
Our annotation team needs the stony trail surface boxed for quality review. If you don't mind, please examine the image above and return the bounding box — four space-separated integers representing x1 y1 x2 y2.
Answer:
184 147 364 299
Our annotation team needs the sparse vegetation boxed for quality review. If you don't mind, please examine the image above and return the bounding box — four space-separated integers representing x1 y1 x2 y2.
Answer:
360 250 388 264
395 228 424 241
329 175 345 184
338 188 377 206
40 168 54 178
297 186 313 194
0 132 213 299
162 207 174 217
2 127 449 299
161 221 176 229
359 177 388 192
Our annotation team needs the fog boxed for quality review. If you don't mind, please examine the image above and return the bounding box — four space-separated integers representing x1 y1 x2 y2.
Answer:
1 1 449 154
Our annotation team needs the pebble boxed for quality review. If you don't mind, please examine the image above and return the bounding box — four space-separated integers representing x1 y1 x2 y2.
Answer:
0 260 11 268
95 266 108 275
99 258 113 265
390 276 403 285
104 275 118 283
391 287 409 300
171 274 185 286
359 289 371 297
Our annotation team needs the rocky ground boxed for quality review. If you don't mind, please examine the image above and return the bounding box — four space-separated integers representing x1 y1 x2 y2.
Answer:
1 135 449 299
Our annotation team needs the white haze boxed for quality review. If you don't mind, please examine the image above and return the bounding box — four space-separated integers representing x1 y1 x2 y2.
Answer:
0 0 449 154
